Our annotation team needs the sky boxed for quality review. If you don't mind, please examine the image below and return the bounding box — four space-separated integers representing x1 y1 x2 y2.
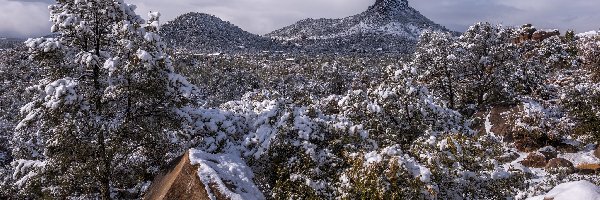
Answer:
1 0 600 38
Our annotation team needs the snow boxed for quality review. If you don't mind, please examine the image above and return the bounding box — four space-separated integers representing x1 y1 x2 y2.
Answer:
559 149 600 166
485 113 493 135
364 146 432 183
527 181 600 200
12 159 46 188
577 30 599 38
189 149 265 200
43 78 80 109
136 49 152 61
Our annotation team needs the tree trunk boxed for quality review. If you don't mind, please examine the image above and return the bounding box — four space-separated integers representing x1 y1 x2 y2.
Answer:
94 10 111 200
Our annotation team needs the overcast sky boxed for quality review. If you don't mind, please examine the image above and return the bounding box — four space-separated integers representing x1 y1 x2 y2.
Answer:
2 0 600 38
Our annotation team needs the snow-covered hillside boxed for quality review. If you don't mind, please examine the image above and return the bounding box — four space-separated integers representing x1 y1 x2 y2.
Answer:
160 13 283 53
267 0 451 53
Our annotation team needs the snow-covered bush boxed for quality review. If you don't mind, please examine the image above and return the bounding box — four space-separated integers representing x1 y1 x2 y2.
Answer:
577 31 600 80
410 132 529 199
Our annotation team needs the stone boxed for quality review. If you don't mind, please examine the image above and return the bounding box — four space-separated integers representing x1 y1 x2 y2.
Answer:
520 152 547 168
556 143 578 153
515 139 543 152
144 152 226 200
538 146 558 160
545 158 575 174
497 152 520 163
576 163 600 175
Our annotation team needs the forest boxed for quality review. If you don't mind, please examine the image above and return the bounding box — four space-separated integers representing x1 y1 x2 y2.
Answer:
0 0 599 199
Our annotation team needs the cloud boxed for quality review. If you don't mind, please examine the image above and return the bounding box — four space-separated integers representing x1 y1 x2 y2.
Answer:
1 0 599 38
410 0 600 32
6 0 52 2
0 0 51 38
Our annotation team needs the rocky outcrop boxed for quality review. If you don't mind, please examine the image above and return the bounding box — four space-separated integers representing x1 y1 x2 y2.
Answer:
520 152 548 168
576 163 600 174
144 152 225 200
545 158 575 174
514 24 561 44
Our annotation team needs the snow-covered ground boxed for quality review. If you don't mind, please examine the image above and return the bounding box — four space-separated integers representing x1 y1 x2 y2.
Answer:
527 180 600 200
188 149 265 200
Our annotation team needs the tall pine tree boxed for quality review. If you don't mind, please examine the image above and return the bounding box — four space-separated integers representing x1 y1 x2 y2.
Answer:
12 0 198 198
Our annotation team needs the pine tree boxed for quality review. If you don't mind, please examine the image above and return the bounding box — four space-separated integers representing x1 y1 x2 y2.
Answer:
12 0 197 198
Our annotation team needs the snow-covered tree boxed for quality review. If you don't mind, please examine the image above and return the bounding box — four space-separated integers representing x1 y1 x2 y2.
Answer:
413 30 460 109
453 22 519 112
12 0 197 198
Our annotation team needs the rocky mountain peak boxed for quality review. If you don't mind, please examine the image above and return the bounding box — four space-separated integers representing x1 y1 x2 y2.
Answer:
370 0 410 15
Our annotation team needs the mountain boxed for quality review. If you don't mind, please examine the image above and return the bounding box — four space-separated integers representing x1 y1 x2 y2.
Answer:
267 0 451 53
160 13 283 53
0 38 25 50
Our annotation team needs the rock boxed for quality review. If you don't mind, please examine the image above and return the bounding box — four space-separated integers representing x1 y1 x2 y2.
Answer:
545 158 575 174
556 143 578 153
538 146 558 160
497 152 520 163
532 30 560 41
594 146 600 159
528 181 600 200
576 163 600 175
515 139 543 152
520 152 547 168
144 152 226 200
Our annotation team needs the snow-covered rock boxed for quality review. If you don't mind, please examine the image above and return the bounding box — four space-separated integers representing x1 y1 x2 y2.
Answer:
527 181 600 200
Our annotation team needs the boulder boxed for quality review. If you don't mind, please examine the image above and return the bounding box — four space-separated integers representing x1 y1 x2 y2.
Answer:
520 152 547 168
497 152 520 163
144 152 225 200
515 139 543 152
556 143 578 153
576 163 600 175
538 146 558 160
545 158 575 174
528 181 600 200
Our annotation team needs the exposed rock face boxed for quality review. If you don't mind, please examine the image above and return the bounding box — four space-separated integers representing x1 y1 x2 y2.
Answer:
520 152 548 168
267 0 450 53
545 158 575 174
576 163 600 174
514 24 561 44
144 152 225 200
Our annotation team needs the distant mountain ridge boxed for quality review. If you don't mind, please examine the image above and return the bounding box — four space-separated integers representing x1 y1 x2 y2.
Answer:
266 0 450 53
160 0 452 54
268 0 446 40
0 38 25 50
160 13 283 53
